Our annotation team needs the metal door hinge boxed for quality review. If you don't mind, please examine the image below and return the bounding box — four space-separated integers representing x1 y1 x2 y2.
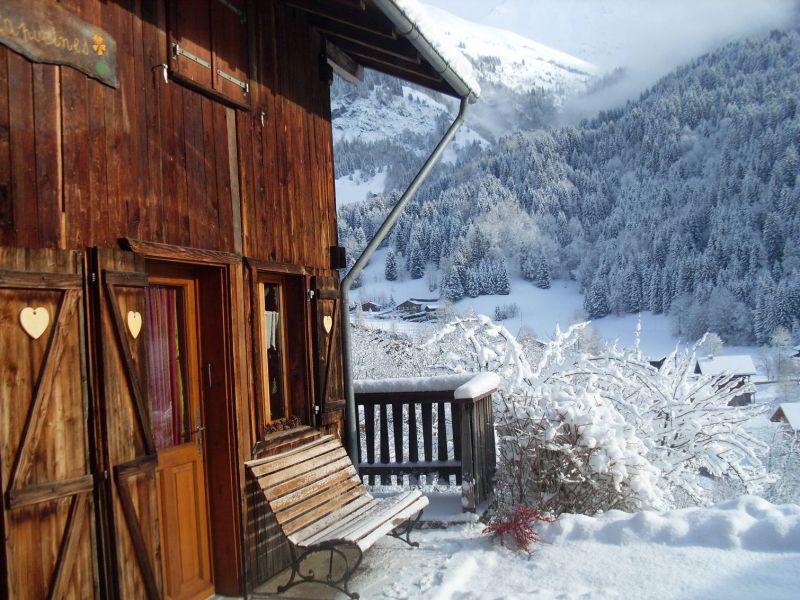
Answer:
314 405 320 415
217 69 249 94
171 43 211 69
91 273 97 283
307 290 315 302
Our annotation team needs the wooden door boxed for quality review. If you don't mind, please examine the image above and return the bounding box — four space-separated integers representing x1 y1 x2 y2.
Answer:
92 248 162 600
146 274 214 600
0 248 97 599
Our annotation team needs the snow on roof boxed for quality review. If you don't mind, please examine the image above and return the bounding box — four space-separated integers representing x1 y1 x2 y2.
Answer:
354 372 499 398
773 403 800 431
378 0 481 99
696 355 757 377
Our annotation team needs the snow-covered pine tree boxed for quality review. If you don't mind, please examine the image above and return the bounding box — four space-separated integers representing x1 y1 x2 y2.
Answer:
465 268 481 298
384 248 398 281
584 278 610 318
495 258 511 295
408 240 425 280
534 256 551 289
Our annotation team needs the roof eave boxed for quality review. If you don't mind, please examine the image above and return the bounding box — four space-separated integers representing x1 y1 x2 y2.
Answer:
371 0 479 103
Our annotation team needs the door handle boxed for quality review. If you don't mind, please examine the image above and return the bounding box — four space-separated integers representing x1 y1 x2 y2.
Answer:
192 414 206 455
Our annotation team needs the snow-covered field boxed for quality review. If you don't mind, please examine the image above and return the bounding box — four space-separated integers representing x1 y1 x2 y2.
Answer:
353 248 689 359
350 496 800 599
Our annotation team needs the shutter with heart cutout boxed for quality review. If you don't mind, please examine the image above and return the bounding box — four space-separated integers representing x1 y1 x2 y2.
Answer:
90 248 161 600
0 248 97 599
310 275 344 426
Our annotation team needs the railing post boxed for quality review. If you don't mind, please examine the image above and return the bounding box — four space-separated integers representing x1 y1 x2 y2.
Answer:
460 399 476 512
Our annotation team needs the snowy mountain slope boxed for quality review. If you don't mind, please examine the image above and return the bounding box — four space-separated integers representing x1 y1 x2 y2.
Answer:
418 4 598 97
338 30 800 346
331 2 600 146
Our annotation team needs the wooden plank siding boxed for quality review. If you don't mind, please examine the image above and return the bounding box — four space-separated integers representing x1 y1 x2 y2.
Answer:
0 0 348 596
0 1 338 272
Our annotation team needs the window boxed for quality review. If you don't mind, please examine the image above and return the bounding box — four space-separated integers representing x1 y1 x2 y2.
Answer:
258 279 289 423
250 268 311 448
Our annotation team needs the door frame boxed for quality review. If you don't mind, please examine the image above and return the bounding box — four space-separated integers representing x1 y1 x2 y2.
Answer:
147 269 215 599
119 239 247 597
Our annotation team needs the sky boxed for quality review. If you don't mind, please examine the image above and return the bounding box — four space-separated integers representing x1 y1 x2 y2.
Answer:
423 0 799 115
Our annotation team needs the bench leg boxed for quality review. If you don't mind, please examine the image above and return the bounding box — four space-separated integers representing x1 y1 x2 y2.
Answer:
388 509 423 548
277 541 363 599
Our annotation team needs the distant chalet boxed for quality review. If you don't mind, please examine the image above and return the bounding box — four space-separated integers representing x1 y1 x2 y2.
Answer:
695 355 758 406
771 403 800 432
396 298 440 313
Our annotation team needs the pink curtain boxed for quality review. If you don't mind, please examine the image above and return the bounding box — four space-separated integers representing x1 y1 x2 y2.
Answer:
146 286 187 449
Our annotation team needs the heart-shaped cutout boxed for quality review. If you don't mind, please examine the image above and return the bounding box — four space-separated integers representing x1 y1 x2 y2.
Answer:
323 315 333 334
20 306 50 340
127 311 143 339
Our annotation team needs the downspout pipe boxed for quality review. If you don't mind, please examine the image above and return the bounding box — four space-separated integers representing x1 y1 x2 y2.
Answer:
341 96 470 463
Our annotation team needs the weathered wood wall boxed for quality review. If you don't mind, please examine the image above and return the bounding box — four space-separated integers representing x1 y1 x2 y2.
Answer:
0 0 346 596
0 0 338 272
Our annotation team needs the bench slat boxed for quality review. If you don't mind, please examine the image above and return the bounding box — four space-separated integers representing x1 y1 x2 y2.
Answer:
326 492 423 544
270 466 359 513
289 496 375 546
264 455 352 498
282 483 366 537
354 496 429 551
248 438 339 477
246 434 333 468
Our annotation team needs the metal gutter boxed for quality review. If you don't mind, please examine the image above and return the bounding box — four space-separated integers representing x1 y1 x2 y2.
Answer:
372 0 479 104
340 96 470 463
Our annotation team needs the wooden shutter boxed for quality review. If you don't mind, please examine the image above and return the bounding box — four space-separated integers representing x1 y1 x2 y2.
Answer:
0 248 97 599
169 0 250 102
91 249 161 600
212 0 250 100
310 276 345 423
169 0 214 89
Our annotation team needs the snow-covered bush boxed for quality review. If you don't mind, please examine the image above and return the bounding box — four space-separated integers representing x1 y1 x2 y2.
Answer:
353 315 774 514
494 386 664 514
422 317 773 513
767 427 800 505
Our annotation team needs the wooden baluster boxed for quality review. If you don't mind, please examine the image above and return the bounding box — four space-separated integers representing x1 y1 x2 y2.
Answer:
421 402 433 485
408 403 419 486
437 401 448 485
452 401 462 485
391 402 403 485
379 403 390 485
364 402 375 485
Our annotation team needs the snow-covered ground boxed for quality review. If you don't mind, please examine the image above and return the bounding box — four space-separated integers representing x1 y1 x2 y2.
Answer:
335 170 388 206
353 248 685 358
346 496 800 599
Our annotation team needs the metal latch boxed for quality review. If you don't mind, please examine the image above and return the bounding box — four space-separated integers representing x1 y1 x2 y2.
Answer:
307 290 315 301
171 43 211 69
217 69 249 93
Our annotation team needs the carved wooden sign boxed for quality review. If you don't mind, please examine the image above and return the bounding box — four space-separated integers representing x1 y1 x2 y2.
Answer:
0 0 118 88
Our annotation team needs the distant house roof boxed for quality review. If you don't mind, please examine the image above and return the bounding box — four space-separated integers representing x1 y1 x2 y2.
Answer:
290 0 480 102
396 298 439 312
696 355 757 377
771 403 800 431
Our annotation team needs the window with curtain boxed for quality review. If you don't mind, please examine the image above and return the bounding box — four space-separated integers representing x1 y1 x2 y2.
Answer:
146 285 191 450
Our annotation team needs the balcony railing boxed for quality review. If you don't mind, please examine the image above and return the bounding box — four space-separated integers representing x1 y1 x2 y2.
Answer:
354 373 498 512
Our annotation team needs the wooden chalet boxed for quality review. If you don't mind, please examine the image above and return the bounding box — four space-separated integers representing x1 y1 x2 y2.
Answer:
0 1 477 598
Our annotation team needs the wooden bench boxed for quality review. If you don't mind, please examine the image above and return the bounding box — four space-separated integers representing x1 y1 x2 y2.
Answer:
246 433 428 598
